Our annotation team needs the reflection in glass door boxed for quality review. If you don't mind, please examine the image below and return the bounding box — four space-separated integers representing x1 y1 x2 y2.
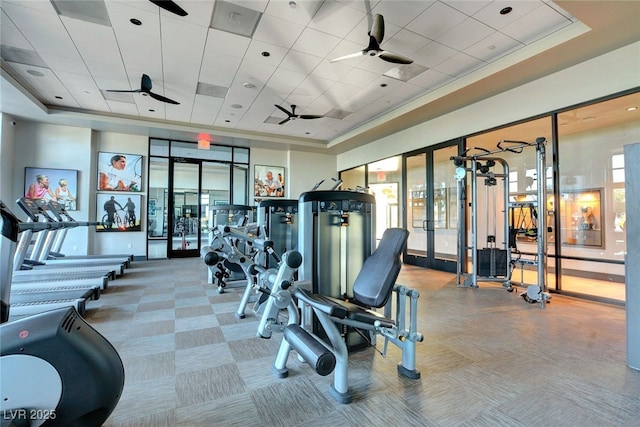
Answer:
169 159 200 257
404 141 460 272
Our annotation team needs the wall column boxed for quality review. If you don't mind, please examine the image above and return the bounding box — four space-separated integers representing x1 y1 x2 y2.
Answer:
624 142 640 370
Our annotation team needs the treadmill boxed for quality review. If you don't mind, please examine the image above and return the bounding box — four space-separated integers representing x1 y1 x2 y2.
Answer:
14 198 126 277
44 200 133 267
1 200 90 319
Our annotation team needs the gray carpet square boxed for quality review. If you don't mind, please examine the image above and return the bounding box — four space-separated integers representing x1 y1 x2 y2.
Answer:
176 364 246 406
175 326 225 350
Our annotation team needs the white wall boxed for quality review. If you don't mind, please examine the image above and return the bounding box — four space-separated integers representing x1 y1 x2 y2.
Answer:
250 147 336 201
337 41 640 171
11 122 92 256
92 132 148 256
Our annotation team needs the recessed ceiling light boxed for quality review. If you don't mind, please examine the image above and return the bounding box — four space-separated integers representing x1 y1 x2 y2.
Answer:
288 1 297 9
225 119 231 123
261 51 270 57
149 109 155 112
627 106 638 111
242 82 255 89
27 69 45 77
231 104 243 109
55 96 63 99
130 18 141 25
305 132 310 135
500 7 513 15
380 83 388 87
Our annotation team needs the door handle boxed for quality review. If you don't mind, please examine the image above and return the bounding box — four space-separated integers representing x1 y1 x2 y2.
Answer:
424 219 434 232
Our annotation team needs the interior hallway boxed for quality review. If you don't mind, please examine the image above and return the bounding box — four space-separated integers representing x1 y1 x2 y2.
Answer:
85 258 640 426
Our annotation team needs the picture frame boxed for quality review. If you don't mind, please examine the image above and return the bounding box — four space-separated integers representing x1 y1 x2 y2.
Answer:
96 194 142 232
561 188 604 248
97 152 143 192
24 167 78 211
254 164 285 198
148 198 157 218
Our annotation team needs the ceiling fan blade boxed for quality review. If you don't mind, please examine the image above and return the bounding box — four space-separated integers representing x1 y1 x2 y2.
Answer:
278 118 291 125
378 51 414 64
141 74 153 92
370 14 385 45
148 91 180 105
299 115 324 120
148 0 188 16
330 51 366 63
106 89 141 93
274 104 293 117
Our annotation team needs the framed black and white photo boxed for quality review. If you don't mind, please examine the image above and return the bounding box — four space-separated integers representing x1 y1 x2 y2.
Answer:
96 194 142 232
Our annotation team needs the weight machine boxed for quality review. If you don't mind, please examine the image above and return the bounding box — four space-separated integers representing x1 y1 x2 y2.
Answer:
451 137 551 307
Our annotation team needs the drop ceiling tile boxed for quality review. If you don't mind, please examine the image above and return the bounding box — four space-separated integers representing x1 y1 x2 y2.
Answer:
253 13 305 48
279 50 323 74
437 17 494 51
292 27 342 59
266 68 307 95
411 69 452 91
1 14 30 49
338 90 385 112
38 89 80 108
307 0 364 39
473 0 541 30
245 39 289 66
323 81 361 102
443 0 491 16
411 40 457 68
235 58 277 87
205 28 251 58
6 62 65 92
433 51 485 77
501 4 572 44
106 99 140 115
199 51 242 87
383 29 431 58
406 1 467 40
371 0 434 28
310 59 353 82
0 1 65 34
340 67 381 88
464 31 522 62
263 0 323 26
39 53 88 74
54 70 96 89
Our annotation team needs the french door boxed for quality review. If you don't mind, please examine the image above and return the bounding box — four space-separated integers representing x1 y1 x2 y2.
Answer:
404 140 461 272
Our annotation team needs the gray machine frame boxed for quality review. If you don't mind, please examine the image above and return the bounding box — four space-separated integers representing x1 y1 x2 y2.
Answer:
452 137 550 307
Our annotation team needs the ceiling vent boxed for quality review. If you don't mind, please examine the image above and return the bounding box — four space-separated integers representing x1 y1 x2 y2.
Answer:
324 108 352 120
384 64 429 82
50 0 112 27
101 90 135 104
210 1 262 38
196 82 229 98
0 46 48 68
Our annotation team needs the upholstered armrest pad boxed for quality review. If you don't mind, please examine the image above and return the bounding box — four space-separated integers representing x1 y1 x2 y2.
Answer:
293 288 395 328
334 299 395 328
293 288 349 318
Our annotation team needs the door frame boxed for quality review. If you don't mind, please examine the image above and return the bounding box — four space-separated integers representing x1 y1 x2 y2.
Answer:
403 139 463 272
168 157 203 258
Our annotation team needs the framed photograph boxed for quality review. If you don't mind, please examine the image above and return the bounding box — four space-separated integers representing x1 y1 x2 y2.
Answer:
97 152 143 192
96 194 142 232
148 198 157 218
254 164 285 198
562 188 603 248
25 167 78 210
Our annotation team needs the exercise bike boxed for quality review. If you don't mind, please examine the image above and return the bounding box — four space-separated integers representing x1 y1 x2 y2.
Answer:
1 200 124 426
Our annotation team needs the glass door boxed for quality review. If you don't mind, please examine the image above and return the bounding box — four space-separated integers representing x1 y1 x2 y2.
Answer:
404 141 460 272
169 158 201 257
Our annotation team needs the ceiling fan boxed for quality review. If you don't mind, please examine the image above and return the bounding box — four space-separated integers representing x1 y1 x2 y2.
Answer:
148 0 188 16
331 14 414 65
106 74 180 105
274 104 324 125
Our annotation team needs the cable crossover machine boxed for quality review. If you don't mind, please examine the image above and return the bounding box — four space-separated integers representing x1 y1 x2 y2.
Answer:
451 136 551 307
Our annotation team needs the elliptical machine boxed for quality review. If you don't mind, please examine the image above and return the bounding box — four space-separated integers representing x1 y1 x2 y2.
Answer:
1 200 125 426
